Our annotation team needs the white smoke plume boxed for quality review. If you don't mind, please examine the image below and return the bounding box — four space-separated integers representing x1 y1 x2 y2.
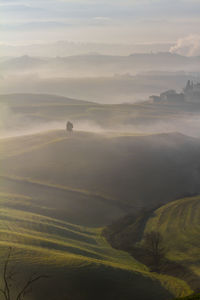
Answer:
170 34 200 56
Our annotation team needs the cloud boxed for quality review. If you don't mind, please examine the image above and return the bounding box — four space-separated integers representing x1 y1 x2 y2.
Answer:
1 21 72 31
0 0 200 45
170 35 200 56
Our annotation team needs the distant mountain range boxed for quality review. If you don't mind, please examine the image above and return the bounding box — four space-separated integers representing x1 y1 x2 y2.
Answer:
1 53 200 74
1 53 200 103
0 41 173 57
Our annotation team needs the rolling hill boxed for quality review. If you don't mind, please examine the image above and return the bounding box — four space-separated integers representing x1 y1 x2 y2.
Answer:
104 194 200 296
145 195 200 279
1 53 200 74
1 130 200 226
0 129 199 298
1 93 200 139
0 193 187 299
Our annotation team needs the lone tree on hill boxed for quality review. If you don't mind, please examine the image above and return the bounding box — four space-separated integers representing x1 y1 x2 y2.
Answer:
66 121 73 133
143 231 166 272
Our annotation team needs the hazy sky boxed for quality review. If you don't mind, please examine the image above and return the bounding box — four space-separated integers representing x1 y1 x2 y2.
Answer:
0 0 200 47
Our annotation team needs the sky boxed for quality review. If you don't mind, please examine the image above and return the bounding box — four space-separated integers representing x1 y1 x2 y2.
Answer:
0 0 200 53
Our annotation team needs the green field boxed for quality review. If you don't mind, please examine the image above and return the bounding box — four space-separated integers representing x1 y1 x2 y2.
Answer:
1 129 200 227
0 128 198 298
0 192 189 300
104 195 200 297
145 196 200 277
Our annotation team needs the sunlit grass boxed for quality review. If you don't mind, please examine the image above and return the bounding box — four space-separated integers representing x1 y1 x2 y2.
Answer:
0 193 192 298
0 130 197 298
145 196 200 272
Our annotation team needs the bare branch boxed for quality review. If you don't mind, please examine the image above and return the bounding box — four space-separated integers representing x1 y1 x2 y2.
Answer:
0 248 49 300
16 274 49 300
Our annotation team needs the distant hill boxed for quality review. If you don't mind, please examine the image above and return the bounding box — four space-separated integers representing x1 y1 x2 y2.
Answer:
0 55 47 70
2 93 200 138
0 93 98 133
1 52 200 103
0 93 94 106
0 41 173 57
1 53 200 74
1 52 200 71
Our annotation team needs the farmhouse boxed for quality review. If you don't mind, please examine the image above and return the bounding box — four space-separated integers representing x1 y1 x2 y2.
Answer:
149 80 200 104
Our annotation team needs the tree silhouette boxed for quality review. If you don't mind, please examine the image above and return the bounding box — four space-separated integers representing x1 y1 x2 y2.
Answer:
0 248 49 300
66 121 73 133
143 231 166 272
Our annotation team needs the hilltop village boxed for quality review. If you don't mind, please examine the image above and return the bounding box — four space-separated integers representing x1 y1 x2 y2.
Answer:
150 81 200 104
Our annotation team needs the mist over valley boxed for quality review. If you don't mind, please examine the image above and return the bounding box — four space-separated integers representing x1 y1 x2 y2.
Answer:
1 2 200 297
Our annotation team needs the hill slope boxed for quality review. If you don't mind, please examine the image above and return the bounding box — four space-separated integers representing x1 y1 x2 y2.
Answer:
0 192 186 300
1 130 200 298
1 130 200 225
104 195 200 295
145 195 200 277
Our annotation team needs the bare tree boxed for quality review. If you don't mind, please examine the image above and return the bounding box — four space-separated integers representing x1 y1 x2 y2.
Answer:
0 248 49 300
143 231 166 272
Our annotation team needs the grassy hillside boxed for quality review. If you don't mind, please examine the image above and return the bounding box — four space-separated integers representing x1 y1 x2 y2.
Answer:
104 195 200 296
0 192 186 300
145 196 200 277
0 130 199 298
1 130 200 226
